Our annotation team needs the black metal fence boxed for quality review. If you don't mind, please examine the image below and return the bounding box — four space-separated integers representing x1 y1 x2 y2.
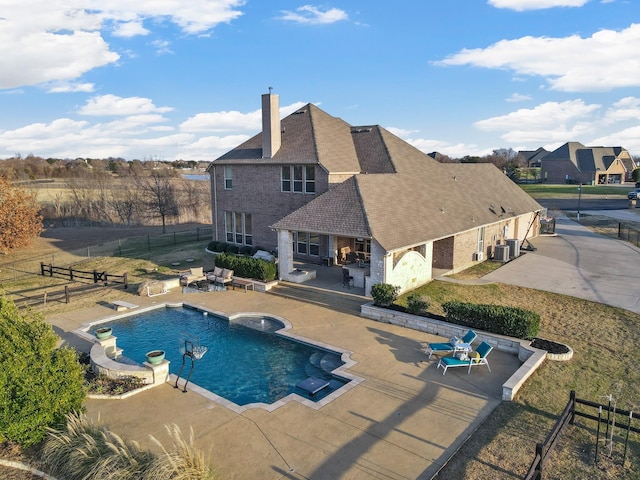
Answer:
618 223 640 248
0 226 213 283
524 391 638 479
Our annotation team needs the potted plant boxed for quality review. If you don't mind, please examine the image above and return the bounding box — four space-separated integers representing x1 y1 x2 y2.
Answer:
94 327 112 340
146 350 166 365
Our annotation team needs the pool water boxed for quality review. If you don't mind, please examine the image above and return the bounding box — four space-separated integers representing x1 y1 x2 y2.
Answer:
96 307 349 406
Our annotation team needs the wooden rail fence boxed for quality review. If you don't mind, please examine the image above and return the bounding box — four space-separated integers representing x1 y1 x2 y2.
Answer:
524 390 638 479
40 262 128 289
12 283 109 308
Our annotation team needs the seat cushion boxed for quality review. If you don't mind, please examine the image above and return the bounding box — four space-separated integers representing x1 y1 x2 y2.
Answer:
222 268 233 280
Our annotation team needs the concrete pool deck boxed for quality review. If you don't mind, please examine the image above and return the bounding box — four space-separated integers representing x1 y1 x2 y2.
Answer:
48 289 521 480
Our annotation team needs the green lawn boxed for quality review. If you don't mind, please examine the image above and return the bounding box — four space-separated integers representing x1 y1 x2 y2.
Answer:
401 279 640 479
519 183 631 198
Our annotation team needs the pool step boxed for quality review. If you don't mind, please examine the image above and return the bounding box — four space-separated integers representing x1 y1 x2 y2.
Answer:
307 352 342 375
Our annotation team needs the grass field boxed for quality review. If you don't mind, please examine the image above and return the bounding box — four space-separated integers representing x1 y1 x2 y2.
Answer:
520 183 632 198
404 264 640 479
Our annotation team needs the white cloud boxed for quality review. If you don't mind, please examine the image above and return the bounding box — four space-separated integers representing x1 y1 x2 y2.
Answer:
437 24 640 92
0 1 245 89
474 100 602 143
603 96 640 124
180 101 306 133
150 39 173 55
279 5 348 24
591 126 640 154
488 0 588 11
176 134 252 161
77 94 173 116
0 99 311 160
506 93 532 102
386 128 492 158
48 82 95 93
113 21 149 38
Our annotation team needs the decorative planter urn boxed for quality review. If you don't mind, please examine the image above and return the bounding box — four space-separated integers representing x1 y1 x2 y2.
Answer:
94 327 112 340
146 350 166 365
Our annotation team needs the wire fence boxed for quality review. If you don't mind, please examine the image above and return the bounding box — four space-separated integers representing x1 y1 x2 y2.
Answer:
0 226 214 284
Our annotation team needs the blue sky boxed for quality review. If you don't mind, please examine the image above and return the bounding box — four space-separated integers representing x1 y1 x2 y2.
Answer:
1 0 639 161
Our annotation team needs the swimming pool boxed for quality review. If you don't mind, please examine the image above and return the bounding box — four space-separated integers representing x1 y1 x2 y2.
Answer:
91 305 356 408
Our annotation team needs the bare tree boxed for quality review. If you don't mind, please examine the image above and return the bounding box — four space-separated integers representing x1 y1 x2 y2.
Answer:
134 170 179 233
109 180 142 226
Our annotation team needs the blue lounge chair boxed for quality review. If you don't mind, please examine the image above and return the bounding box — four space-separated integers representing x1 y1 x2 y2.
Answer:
437 341 493 375
425 329 477 359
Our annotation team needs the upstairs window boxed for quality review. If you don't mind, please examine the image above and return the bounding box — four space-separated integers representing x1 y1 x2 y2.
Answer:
281 165 315 194
224 166 232 189
305 166 315 193
281 166 291 191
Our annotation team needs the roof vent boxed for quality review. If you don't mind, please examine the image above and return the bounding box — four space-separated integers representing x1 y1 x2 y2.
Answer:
293 110 307 115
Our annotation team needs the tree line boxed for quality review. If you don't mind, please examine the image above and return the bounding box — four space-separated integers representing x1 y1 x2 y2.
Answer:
0 157 212 253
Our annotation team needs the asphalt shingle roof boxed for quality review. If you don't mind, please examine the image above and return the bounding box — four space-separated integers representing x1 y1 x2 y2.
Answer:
273 163 542 252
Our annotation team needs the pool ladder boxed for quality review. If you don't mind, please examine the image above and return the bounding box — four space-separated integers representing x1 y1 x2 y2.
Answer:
174 340 207 393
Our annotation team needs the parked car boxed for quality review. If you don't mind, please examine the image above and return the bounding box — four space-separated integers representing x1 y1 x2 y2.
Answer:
628 188 640 200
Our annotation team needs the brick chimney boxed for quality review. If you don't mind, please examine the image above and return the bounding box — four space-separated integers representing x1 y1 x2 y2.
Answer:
261 91 281 158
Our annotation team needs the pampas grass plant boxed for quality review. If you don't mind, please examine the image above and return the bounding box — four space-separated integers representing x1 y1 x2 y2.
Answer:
146 424 216 480
40 412 215 480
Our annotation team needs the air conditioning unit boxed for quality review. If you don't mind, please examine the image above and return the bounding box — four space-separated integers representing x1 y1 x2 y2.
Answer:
473 251 484 261
494 245 510 262
506 238 520 258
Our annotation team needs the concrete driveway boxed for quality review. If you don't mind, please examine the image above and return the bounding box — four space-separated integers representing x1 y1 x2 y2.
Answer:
482 213 640 314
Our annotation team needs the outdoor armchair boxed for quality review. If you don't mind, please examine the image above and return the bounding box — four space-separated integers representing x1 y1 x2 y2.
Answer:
437 341 493 375
425 329 477 359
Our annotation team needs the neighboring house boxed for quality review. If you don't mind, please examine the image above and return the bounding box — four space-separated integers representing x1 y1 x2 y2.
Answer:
540 142 635 185
518 147 549 168
208 93 543 295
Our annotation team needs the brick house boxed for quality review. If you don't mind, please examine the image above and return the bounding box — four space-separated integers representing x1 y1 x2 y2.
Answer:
208 93 543 294
540 142 636 185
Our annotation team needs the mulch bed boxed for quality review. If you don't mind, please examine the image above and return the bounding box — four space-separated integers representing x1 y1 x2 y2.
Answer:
530 338 570 355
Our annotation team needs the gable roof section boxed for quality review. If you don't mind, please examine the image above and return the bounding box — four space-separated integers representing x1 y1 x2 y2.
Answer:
272 176 371 238
519 147 549 164
273 163 542 252
542 142 585 162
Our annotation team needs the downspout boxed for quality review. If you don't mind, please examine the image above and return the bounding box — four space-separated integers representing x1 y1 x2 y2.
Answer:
211 166 218 241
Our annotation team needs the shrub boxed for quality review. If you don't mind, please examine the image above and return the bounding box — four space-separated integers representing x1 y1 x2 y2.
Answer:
214 252 277 282
442 300 540 339
0 297 86 447
207 241 219 251
226 244 239 254
406 292 430 315
370 283 400 307
213 242 227 252
238 245 252 255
